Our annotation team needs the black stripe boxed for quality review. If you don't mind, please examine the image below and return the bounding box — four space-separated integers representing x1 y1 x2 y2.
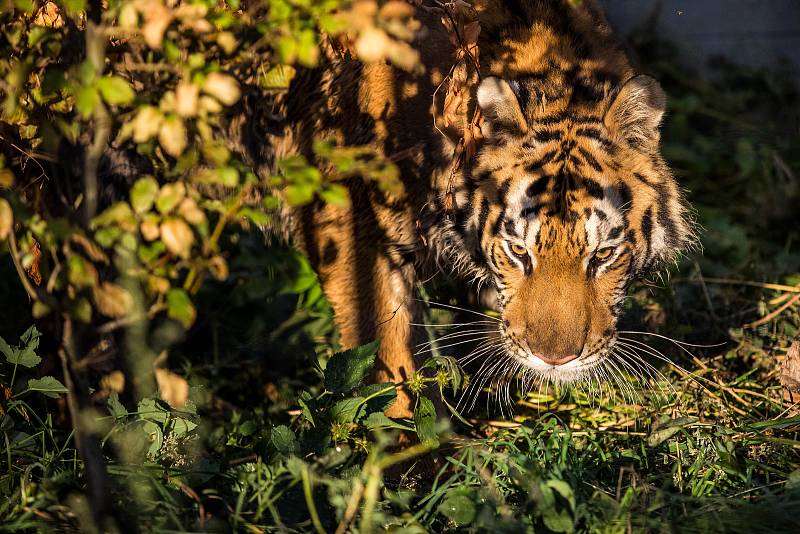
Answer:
575 127 616 151
616 182 633 213
526 176 550 197
578 147 603 172
641 207 653 259
490 211 505 236
477 198 490 235
582 177 604 199
524 150 558 171
653 181 678 248
521 204 545 218
525 129 561 144
497 178 512 203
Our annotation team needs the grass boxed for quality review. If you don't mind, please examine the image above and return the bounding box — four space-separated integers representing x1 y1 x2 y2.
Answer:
1 25 800 534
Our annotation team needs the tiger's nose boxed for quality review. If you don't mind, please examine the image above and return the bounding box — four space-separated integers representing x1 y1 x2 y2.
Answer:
534 352 580 366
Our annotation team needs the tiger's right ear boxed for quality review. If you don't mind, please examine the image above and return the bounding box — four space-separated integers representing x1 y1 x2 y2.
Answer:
477 77 528 135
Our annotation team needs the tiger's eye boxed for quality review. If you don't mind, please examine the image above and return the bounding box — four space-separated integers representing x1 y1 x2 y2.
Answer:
594 247 615 262
509 243 527 257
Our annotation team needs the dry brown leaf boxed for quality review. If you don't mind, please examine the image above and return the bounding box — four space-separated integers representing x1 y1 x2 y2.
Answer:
35 2 63 28
139 0 173 49
155 368 189 409
25 239 42 286
71 233 109 264
100 371 126 394
781 338 800 413
0 198 12 241
93 282 134 318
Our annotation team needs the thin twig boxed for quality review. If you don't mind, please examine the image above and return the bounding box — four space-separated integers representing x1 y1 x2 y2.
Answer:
745 292 800 328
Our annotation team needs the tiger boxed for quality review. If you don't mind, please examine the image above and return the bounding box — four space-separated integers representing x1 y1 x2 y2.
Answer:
266 0 694 418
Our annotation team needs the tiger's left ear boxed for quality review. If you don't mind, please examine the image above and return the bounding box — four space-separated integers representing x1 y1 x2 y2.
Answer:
604 75 666 151
477 77 528 135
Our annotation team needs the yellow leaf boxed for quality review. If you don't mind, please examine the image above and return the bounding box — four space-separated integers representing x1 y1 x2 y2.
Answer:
177 197 206 226
158 116 187 157
202 72 240 106
93 282 134 318
140 218 160 241
133 105 163 143
160 217 194 259
100 370 126 393
0 198 12 241
141 1 172 48
174 81 199 117
355 27 391 63
155 368 189 408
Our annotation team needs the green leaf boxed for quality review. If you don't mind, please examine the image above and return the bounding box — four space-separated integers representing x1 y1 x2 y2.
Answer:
27 376 68 398
3 326 42 368
271 425 298 455
62 0 87 15
542 508 574 533
0 336 14 361
131 176 159 213
364 412 411 431
90 202 136 230
437 494 476 526
137 398 168 424
324 340 379 393
320 184 350 207
97 76 135 106
107 392 127 420
142 420 164 458
5 345 41 368
330 397 366 423
546 480 576 511
414 396 439 447
358 382 396 414
284 184 315 206
172 417 197 437
238 207 270 225
167 288 196 328
298 390 317 427
155 182 186 214
648 416 698 447
74 85 99 117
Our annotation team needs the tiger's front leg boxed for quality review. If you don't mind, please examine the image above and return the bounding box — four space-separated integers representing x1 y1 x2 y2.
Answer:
297 192 426 418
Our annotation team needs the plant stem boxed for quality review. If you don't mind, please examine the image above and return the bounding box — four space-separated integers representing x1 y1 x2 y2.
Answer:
301 463 326 534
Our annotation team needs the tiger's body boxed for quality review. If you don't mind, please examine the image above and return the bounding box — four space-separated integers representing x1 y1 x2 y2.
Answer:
273 0 693 417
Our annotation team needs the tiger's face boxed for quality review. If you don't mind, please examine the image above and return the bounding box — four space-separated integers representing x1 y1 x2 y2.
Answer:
455 75 692 383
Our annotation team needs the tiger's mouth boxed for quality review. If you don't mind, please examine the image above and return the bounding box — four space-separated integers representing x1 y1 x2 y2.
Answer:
500 330 616 385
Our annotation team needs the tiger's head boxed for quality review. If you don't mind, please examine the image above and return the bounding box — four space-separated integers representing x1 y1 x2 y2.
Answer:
452 74 693 384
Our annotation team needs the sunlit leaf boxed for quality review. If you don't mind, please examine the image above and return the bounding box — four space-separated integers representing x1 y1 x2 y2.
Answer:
324 340 379 393
166 288 196 328
97 76 134 106
131 176 159 214
160 217 194 259
202 72 240 106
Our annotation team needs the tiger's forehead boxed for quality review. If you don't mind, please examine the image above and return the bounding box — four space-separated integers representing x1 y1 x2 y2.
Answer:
474 123 630 254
